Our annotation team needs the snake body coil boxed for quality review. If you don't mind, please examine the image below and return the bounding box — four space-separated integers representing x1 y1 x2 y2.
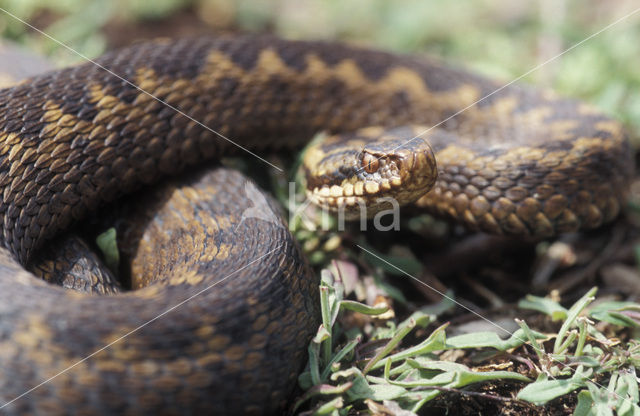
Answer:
0 35 632 414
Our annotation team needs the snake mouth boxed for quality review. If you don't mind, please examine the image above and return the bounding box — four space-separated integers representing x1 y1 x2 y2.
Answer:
303 128 438 219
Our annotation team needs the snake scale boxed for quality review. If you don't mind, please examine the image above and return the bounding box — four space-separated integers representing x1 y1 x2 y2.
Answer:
0 35 633 415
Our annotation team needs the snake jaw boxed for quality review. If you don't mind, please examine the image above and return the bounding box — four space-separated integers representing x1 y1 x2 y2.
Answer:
305 131 438 219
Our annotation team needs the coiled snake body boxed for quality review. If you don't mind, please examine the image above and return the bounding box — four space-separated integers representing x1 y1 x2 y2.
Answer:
0 35 632 414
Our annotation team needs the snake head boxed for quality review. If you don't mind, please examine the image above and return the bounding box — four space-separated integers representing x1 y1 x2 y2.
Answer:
303 126 437 219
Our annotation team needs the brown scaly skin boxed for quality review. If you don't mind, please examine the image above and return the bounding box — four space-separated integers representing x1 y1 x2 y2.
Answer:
304 105 632 237
0 35 633 414
30 235 122 294
0 168 318 415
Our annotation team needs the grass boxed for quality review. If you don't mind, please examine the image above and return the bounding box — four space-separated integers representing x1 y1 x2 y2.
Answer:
295 266 640 415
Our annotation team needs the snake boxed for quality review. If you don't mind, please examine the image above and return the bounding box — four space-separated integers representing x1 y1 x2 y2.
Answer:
0 35 633 415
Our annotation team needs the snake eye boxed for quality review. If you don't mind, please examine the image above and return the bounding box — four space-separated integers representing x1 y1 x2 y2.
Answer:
362 153 379 173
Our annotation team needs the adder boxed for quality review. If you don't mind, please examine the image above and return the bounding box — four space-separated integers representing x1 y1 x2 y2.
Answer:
0 35 632 415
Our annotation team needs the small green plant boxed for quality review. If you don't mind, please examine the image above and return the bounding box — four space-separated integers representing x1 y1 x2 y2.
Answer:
297 268 640 415
517 288 640 414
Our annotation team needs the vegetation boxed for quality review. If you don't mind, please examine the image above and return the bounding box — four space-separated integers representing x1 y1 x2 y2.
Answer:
296 262 640 414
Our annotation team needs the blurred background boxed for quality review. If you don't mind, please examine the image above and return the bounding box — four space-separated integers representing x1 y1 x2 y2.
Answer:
0 0 638 141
